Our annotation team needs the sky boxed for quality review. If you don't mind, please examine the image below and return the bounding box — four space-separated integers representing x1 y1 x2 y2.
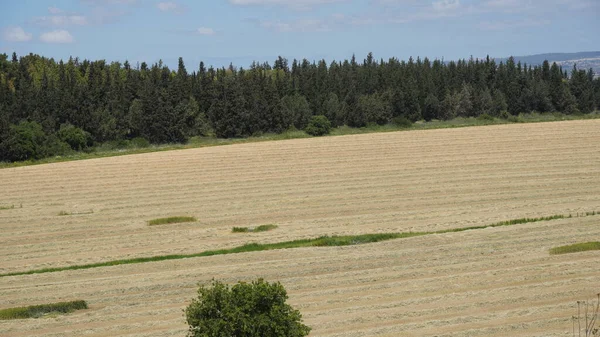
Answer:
1 0 599 69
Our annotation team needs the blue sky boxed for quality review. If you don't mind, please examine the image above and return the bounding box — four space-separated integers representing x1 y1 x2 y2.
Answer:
1 0 598 69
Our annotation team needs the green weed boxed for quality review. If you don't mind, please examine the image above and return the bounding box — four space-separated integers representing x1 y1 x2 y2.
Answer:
147 216 197 226
0 300 88 320
550 242 600 255
232 224 278 233
58 210 94 216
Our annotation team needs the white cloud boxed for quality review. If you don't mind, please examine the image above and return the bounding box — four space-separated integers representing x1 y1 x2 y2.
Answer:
157 1 178 12
479 19 550 31
34 7 88 26
34 15 88 26
48 6 64 14
2 26 33 42
196 27 215 35
80 0 139 24
40 30 75 43
259 18 331 32
482 0 598 13
229 0 348 10
81 0 138 4
432 0 460 12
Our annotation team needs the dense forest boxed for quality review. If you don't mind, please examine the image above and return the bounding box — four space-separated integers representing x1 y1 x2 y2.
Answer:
0 52 599 162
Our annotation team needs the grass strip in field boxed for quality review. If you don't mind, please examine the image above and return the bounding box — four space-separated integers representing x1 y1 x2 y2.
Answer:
147 216 197 226
436 214 568 233
232 224 278 233
549 242 600 255
58 210 94 216
0 213 594 278
0 300 88 320
0 204 22 210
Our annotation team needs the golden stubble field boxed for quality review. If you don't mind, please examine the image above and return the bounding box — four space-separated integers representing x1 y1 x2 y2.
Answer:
1 120 600 336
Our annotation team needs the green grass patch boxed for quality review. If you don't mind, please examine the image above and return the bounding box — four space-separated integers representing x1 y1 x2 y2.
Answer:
254 224 278 232
147 216 197 226
436 214 568 234
1 212 596 278
58 210 94 216
0 205 15 210
549 242 600 255
0 300 88 320
232 224 278 233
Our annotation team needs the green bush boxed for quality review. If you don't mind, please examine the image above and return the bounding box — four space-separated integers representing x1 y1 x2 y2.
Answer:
304 115 332 136
44 135 72 157
130 137 150 148
1 121 47 161
185 279 311 337
499 110 511 119
477 113 494 121
57 123 91 151
507 114 525 123
352 93 392 127
391 116 413 128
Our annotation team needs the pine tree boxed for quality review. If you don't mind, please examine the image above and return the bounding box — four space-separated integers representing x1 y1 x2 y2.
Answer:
491 89 508 116
423 94 440 121
280 94 311 130
322 92 341 126
457 84 474 117
209 73 248 138
440 91 460 120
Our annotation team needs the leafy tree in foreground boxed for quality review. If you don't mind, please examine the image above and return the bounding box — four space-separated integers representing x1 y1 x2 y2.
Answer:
185 279 311 337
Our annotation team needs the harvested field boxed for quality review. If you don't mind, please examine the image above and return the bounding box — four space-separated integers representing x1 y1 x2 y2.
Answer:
1 120 600 336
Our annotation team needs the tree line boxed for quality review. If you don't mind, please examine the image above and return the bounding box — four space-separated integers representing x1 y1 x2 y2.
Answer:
0 52 599 162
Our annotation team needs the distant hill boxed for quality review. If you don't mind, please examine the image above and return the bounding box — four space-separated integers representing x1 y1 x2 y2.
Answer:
495 51 600 77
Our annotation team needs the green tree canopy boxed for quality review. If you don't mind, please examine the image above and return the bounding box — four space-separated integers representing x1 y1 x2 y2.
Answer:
185 279 311 337
305 115 332 136
280 94 312 130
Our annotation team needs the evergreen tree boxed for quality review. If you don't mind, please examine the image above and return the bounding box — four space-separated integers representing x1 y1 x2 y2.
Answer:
440 91 460 120
474 89 493 116
209 73 248 138
457 84 474 117
321 92 342 126
128 98 144 137
491 89 508 116
280 94 311 130
570 66 595 113
354 93 392 126
423 94 440 121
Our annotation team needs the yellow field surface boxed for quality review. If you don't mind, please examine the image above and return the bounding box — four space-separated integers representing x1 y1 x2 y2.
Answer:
1 120 599 336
